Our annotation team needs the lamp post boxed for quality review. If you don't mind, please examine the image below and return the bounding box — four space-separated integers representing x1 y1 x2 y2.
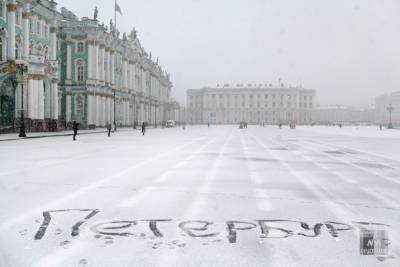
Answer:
15 60 28 137
387 104 394 129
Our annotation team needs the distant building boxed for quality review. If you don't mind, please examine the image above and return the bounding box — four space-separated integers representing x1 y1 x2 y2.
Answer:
375 92 400 125
186 85 315 124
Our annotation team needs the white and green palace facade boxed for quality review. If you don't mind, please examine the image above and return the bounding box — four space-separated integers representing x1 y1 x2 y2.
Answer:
0 0 59 132
0 0 177 133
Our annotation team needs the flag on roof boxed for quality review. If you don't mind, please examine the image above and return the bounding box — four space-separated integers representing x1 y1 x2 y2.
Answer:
115 2 122 15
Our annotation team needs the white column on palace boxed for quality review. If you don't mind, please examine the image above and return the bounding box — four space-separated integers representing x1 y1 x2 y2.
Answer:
22 6 30 60
66 93 71 121
87 41 92 80
27 79 34 118
105 48 109 83
94 43 99 80
101 96 106 126
52 81 58 119
121 59 126 89
7 1 17 60
66 40 72 80
100 45 105 82
50 24 57 61
110 51 115 85
87 93 92 125
96 95 101 126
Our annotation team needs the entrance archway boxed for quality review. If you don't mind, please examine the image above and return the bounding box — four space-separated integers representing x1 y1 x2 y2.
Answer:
0 78 16 127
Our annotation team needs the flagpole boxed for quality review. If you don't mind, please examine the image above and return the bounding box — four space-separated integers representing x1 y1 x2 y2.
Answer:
114 0 117 29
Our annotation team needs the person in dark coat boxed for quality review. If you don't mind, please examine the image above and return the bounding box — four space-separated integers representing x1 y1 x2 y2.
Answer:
141 122 146 136
72 121 79 141
107 122 112 137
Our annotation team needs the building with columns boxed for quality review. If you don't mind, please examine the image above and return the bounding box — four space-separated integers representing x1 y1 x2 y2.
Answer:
57 8 175 129
187 85 315 125
0 1 178 133
0 0 59 132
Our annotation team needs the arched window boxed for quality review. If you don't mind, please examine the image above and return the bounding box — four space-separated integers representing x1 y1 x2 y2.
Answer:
77 59 84 82
77 42 84 53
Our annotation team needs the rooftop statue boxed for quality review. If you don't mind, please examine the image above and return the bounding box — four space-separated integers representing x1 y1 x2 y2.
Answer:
93 6 98 21
129 28 137 41
109 20 114 34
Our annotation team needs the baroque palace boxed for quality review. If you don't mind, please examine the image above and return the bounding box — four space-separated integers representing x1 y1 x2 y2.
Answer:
0 0 180 133
187 84 315 125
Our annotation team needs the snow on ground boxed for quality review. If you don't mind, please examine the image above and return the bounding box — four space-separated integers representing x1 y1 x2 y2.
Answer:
0 125 399 267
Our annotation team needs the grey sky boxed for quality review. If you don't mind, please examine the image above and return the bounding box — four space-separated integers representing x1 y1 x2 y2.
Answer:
56 0 400 107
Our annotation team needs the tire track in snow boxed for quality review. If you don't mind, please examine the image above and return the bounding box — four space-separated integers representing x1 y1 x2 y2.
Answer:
299 139 400 186
155 132 234 266
249 131 400 263
0 138 202 231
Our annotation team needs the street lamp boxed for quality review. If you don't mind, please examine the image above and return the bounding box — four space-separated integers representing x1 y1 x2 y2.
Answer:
387 104 395 129
15 60 28 137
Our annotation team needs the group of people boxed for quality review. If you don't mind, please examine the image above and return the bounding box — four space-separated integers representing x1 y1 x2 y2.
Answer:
239 122 248 129
71 121 148 141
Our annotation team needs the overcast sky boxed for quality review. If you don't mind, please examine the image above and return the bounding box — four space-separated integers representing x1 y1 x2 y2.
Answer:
56 0 400 107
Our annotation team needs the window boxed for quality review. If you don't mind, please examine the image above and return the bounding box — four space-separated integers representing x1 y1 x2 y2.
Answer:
0 1 4 18
15 10 20 25
77 42 84 53
36 21 40 35
0 37 3 62
44 25 48 39
77 59 84 82
29 19 33 33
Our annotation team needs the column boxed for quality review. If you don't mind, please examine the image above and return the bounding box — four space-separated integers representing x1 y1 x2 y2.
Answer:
101 96 106 126
110 96 114 126
66 40 72 80
105 48 110 83
66 92 71 122
7 1 17 60
110 51 115 85
27 79 34 118
22 5 30 60
50 24 57 61
51 80 58 119
87 41 93 80
100 44 105 82
95 44 99 80
87 93 92 125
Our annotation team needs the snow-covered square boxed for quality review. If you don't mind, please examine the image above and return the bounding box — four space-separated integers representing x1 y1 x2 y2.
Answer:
0 125 399 267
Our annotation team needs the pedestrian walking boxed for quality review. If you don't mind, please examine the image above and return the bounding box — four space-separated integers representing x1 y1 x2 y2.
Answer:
72 121 79 141
141 122 146 136
107 122 112 137
208 122 210 128
379 124 383 131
